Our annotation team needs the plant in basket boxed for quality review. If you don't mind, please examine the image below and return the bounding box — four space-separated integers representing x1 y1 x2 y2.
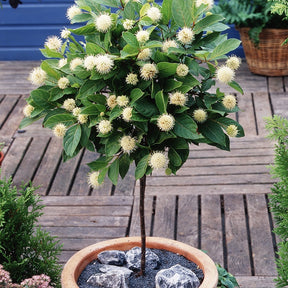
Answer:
20 0 244 287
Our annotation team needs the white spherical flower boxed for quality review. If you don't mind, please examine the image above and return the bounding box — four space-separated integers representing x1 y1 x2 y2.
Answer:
87 171 100 189
98 120 113 134
122 107 133 122
196 0 214 9
45 36 62 51
137 48 152 61
162 40 178 53
157 114 175 131
107 95 117 109
58 77 70 89
95 54 114 74
23 104 34 117
136 30 149 43
147 6 162 23
226 56 241 70
140 63 158 81
193 109 207 123
176 64 189 77
116 95 129 107
216 65 235 84
78 114 88 124
84 55 97 71
58 58 67 68
29 67 47 86
120 135 137 154
61 28 71 39
169 92 187 106
126 73 139 85
63 98 76 112
123 19 134 30
222 94 237 110
66 5 82 21
226 124 238 137
95 13 113 33
72 107 82 117
177 27 194 45
53 123 67 138
150 151 168 170
70 58 83 71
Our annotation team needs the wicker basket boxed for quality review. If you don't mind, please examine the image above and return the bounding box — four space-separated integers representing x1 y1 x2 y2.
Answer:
238 27 288 76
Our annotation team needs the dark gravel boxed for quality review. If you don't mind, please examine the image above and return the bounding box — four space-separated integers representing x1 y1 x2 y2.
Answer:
78 248 204 288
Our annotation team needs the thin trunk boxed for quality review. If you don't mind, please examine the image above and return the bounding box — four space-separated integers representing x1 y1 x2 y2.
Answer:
139 174 146 276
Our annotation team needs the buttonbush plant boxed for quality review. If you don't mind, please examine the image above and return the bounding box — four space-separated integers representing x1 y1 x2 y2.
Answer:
265 115 288 288
0 177 62 287
20 0 244 275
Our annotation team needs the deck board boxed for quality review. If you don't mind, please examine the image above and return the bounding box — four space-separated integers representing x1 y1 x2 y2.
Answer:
0 60 282 287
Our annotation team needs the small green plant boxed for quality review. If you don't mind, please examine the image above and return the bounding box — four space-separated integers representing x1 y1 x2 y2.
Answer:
0 142 4 152
0 177 62 287
270 0 288 18
216 264 239 288
265 115 288 288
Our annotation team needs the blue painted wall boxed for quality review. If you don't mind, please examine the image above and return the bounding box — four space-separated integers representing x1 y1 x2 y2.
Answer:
0 0 243 60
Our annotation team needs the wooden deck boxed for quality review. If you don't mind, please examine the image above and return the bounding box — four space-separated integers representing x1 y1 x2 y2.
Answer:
1 60 288 287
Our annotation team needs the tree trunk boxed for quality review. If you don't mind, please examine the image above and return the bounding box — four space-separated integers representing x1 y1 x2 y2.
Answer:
139 174 146 276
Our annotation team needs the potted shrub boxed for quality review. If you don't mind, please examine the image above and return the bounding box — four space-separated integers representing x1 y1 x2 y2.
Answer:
20 0 244 286
213 0 288 76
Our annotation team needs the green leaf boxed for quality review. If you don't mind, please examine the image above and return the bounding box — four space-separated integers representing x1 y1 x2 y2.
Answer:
88 157 112 171
157 62 178 77
135 154 150 180
134 98 158 118
130 88 144 105
71 13 93 24
172 0 193 27
164 79 182 92
140 3 150 17
86 42 105 55
64 124 82 156
110 106 123 121
162 0 172 24
88 0 119 7
200 120 227 146
77 80 106 99
122 32 139 48
80 125 91 147
19 113 45 129
228 80 244 94
41 61 61 79
49 87 77 102
71 23 96 35
216 118 245 137
173 114 200 140
108 159 119 185
40 48 63 59
81 104 106 115
31 90 55 109
209 39 241 60
87 94 107 105
43 113 75 129
193 14 225 34
119 154 131 179
105 133 121 156
168 147 182 167
155 90 167 114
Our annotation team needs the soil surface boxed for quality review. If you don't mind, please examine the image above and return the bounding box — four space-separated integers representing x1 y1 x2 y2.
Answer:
78 248 204 288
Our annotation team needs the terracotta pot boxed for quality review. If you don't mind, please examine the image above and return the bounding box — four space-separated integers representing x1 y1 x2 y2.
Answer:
0 151 4 166
238 27 288 76
61 237 218 288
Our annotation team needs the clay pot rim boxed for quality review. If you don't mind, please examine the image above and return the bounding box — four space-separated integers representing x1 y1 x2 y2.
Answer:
61 236 218 288
0 151 4 164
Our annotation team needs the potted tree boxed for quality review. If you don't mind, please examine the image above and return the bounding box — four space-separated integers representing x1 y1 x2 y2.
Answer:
213 0 288 76
20 0 244 286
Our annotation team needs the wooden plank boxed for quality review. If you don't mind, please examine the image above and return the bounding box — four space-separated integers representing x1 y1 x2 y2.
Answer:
225 194 251 276
90 176 113 196
139 184 273 196
69 150 95 196
12 137 50 187
144 174 273 187
268 77 284 93
177 195 199 248
246 194 277 276
201 195 224 266
42 206 132 217
129 196 153 237
41 195 133 206
237 93 257 136
114 164 136 196
32 137 63 195
48 150 83 196
236 276 276 288
153 195 176 239
270 92 288 117
253 92 273 136
0 94 19 128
